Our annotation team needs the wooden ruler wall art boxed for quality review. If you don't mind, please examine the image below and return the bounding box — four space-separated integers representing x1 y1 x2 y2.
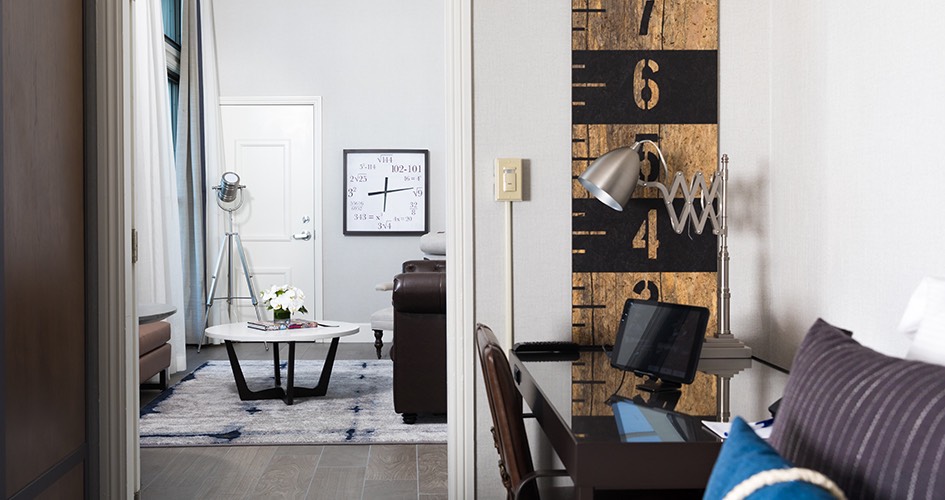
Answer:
571 0 720 417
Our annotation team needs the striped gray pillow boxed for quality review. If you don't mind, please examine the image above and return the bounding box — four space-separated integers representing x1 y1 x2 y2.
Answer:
770 318 945 499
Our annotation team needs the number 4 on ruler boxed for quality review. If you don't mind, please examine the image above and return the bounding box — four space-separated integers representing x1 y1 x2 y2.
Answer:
632 209 659 260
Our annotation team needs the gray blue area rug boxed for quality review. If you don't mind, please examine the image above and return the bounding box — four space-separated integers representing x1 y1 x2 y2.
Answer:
139 359 446 447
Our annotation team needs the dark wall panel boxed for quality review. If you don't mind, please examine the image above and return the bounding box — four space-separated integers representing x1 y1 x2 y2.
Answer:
35 464 84 500
2 0 87 497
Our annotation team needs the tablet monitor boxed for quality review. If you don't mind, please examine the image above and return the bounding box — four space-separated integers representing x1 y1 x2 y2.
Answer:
610 299 710 392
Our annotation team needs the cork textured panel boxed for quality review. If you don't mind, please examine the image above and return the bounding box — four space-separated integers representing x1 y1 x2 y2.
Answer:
583 0 664 51
662 0 719 50
574 0 718 51
658 124 720 198
660 272 719 337
572 124 719 200
571 272 717 347
571 0 719 416
571 124 591 199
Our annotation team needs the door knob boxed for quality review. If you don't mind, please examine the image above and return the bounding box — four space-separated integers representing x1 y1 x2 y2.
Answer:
292 230 312 241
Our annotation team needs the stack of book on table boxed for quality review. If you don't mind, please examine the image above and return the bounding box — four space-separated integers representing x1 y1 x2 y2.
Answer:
247 319 320 331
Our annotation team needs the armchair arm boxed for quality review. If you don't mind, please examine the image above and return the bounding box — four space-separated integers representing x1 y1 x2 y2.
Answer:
392 272 446 314
402 259 446 273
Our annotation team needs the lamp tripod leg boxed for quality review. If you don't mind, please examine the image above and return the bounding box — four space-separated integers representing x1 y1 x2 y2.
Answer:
231 232 266 351
200 233 231 352
233 232 262 321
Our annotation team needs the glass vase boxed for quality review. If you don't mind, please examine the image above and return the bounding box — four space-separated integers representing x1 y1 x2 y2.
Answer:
273 308 291 323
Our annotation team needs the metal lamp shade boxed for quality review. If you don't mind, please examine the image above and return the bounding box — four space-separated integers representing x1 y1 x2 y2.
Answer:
218 172 241 202
577 145 642 211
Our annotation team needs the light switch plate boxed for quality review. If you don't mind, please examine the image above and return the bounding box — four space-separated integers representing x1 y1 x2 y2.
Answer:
495 158 523 201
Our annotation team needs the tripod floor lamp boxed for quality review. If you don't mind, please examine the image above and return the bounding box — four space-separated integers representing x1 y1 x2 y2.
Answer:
577 140 751 360
200 172 262 350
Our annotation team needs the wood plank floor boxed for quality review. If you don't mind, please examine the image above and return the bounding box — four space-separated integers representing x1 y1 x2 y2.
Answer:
139 342 447 499
140 444 448 499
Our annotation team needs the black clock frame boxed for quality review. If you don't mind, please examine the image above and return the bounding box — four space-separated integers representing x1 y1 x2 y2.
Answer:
343 149 430 236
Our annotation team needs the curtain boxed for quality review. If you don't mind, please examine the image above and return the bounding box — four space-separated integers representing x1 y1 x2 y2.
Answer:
133 0 187 373
199 0 231 328
176 0 230 341
175 0 206 343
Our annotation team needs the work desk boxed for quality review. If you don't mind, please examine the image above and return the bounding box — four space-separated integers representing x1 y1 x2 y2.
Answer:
509 348 788 499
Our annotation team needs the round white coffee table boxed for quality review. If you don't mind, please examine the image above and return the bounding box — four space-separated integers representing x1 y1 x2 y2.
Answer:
205 321 358 405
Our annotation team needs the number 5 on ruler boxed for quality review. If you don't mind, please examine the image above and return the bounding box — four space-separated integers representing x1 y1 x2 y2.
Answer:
632 209 659 260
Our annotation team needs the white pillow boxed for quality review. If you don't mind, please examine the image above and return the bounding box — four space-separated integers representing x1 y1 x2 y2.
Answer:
419 230 446 256
903 277 945 366
898 277 945 339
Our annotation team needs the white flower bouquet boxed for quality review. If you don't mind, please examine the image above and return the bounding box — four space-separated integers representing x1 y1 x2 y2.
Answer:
260 284 308 320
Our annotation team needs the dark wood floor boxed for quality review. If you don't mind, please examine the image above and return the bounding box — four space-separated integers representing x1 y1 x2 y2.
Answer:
139 342 448 499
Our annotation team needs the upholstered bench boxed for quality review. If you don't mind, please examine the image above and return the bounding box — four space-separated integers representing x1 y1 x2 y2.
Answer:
139 320 171 390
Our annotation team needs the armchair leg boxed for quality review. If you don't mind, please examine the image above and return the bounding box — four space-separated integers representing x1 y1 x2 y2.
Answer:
140 369 169 391
373 329 384 359
402 413 417 425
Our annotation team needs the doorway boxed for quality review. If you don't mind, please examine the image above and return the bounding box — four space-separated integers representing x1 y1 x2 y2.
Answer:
114 0 472 497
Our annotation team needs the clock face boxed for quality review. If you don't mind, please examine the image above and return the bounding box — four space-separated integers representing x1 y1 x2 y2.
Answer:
344 150 429 235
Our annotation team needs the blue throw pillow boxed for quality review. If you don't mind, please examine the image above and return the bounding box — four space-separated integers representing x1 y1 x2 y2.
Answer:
704 417 839 499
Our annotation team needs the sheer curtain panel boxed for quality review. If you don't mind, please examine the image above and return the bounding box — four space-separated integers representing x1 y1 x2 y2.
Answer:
133 0 187 373
175 0 229 341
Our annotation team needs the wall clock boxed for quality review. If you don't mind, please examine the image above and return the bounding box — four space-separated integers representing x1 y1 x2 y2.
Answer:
343 149 429 235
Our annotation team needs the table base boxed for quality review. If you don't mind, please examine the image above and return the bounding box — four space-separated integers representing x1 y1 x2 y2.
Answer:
223 337 340 405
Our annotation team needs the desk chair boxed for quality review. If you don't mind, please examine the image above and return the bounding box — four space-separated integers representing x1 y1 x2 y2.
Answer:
476 324 569 500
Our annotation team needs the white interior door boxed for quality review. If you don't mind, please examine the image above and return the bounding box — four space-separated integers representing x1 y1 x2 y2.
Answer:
213 97 323 323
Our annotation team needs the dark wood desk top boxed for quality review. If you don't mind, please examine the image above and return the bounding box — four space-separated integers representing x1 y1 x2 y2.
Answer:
510 348 785 498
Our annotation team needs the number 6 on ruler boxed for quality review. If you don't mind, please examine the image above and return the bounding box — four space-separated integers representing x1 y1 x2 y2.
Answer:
633 59 660 110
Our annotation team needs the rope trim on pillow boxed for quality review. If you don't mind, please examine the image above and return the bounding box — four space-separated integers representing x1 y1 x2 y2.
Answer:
722 467 847 500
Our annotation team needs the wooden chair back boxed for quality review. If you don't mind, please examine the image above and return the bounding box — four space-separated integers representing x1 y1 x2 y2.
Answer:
476 323 540 500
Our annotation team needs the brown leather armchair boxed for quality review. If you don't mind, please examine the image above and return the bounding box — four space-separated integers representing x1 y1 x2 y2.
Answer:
390 259 446 424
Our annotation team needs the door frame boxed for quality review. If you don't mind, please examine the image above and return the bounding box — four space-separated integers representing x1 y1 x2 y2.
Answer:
445 0 476 497
216 96 325 321
93 0 136 497
97 1 476 498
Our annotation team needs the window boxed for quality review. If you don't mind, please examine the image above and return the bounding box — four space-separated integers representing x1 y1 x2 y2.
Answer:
162 0 181 150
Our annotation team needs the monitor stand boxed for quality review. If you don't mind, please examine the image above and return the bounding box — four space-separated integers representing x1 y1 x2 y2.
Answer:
635 376 682 394
632 391 681 411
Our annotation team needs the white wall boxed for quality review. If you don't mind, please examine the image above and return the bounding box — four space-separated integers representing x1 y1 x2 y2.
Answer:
722 0 945 367
211 0 446 325
472 0 572 495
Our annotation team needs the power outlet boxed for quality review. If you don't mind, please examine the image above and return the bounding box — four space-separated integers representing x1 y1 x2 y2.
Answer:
495 158 523 201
